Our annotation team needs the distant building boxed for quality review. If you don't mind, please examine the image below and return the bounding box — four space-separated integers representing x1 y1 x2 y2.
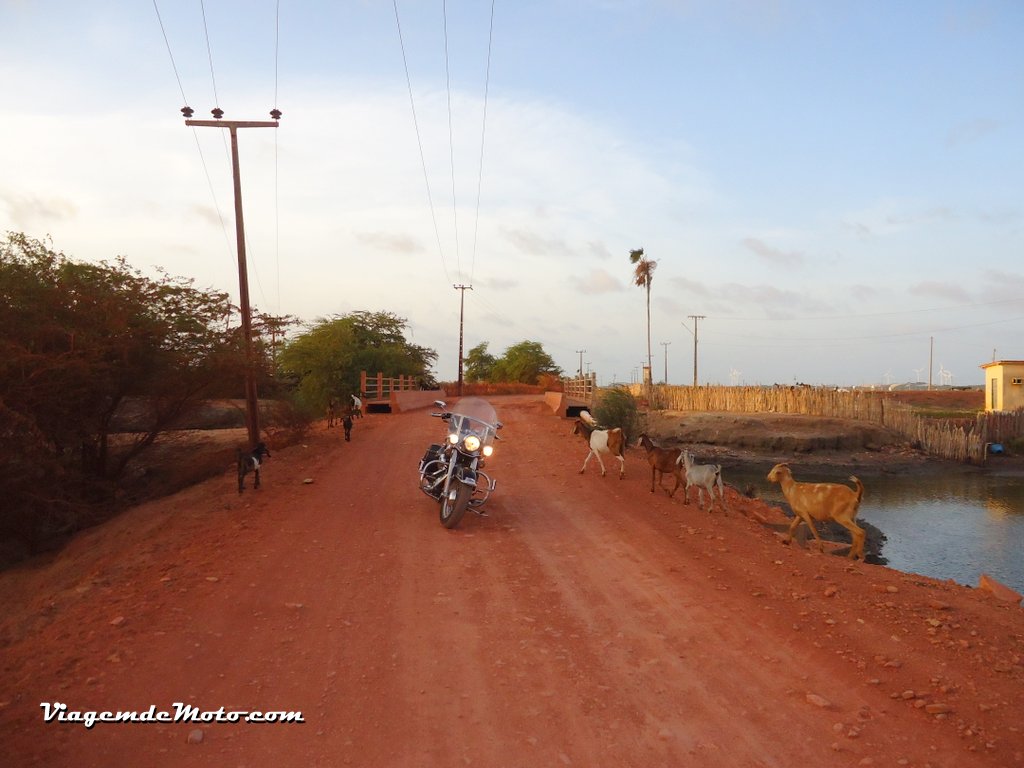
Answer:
980 360 1024 412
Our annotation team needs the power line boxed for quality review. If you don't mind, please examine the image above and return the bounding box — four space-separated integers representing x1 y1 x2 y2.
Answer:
707 313 1024 345
469 0 496 284
709 296 1023 323
273 0 282 313
152 1 235 273
152 0 187 104
443 1 462 278
393 0 450 283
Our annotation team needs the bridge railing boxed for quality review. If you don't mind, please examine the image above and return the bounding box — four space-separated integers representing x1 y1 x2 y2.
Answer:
563 373 597 405
360 371 423 402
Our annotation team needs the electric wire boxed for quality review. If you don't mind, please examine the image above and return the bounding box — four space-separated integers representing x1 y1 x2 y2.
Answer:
152 0 235 272
443 1 462 279
708 296 1023 323
273 0 282 316
197 0 269 311
393 0 451 283
705 313 1024 346
199 0 222 110
152 0 187 104
469 0 496 285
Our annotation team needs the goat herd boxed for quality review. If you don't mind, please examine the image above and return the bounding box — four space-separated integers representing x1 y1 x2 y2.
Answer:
571 410 867 560
241 400 867 560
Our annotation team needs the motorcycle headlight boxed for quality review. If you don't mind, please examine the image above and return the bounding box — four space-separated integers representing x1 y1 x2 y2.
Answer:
463 435 481 452
448 433 459 445
483 445 494 457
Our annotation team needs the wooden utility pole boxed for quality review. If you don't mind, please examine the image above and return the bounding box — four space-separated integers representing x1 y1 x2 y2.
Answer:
454 284 473 396
185 111 279 448
688 315 705 387
576 349 586 377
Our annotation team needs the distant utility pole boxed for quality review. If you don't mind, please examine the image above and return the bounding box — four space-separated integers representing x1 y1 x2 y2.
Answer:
185 107 280 449
660 341 671 383
576 349 586 377
454 284 473 396
688 315 705 387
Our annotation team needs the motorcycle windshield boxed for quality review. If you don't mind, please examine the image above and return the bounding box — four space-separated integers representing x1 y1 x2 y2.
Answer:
447 397 499 446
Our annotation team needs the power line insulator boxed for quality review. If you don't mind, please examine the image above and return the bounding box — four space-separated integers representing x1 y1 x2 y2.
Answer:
181 106 194 118
211 107 224 119
269 108 282 121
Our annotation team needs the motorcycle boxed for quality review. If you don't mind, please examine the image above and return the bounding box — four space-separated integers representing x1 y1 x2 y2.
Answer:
418 397 502 529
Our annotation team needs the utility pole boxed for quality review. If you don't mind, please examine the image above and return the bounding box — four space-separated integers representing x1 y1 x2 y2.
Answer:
454 284 473 396
185 107 280 449
660 341 671 384
575 349 586 377
687 315 705 387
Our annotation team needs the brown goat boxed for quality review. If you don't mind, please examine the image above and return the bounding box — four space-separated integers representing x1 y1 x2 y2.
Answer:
636 433 684 496
766 463 865 560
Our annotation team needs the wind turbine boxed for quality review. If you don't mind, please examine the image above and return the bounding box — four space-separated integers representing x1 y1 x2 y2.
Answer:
913 367 924 383
729 368 742 386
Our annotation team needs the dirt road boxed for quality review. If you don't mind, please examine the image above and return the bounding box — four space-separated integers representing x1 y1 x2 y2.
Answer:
2 395 1022 767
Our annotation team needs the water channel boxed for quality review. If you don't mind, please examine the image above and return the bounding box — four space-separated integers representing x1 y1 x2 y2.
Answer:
726 463 1024 594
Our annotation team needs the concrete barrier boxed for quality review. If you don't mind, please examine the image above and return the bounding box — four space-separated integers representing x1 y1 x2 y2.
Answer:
392 389 446 413
544 391 566 414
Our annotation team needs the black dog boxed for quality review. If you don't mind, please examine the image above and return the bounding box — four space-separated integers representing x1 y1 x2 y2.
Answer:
342 415 353 442
238 442 271 493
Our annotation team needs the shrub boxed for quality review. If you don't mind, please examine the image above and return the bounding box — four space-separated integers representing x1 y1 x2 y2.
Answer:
593 387 644 444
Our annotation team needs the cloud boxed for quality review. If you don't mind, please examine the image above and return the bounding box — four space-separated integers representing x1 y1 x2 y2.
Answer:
1 191 77 228
946 118 998 148
501 228 571 257
577 268 623 295
355 231 425 255
587 241 613 260
909 280 973 303
742 237 803 266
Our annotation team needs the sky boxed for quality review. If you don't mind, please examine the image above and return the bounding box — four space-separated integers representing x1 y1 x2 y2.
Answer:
2 0 1022 387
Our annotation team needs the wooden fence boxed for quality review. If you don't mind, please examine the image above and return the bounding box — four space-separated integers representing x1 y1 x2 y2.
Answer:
563 374 597 405
625 384 1022 464
360 372 422 402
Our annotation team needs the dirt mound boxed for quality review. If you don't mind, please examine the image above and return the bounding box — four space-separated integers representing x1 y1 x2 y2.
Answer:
647 411 900 454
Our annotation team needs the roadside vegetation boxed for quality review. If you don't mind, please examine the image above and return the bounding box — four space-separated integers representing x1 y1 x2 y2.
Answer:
0 233 570 565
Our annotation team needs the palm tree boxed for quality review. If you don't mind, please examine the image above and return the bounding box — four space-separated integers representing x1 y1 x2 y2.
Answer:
629 247 657 384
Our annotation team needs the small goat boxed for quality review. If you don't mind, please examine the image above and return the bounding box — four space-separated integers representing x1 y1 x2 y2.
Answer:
572 413 625 479
237 442 271 494
636 433 684 496
682 451 725 511
766 463 865 560
342 414 353 442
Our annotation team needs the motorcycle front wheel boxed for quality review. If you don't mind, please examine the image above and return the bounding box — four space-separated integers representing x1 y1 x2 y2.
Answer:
439 482 473 529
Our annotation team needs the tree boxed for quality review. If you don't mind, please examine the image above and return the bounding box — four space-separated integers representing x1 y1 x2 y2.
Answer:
277 311 437 413
629 247 657 385
489 340 562 384
0 232 257 548
464 342 497 383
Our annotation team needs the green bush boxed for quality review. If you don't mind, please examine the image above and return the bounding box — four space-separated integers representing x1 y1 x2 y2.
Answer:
593 387 644 444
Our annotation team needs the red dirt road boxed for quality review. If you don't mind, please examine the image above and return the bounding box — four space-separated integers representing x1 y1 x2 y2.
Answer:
1 395 1022 767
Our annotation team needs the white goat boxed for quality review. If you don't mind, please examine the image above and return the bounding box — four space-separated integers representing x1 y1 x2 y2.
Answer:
681 451 724 511
572 416 626 479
